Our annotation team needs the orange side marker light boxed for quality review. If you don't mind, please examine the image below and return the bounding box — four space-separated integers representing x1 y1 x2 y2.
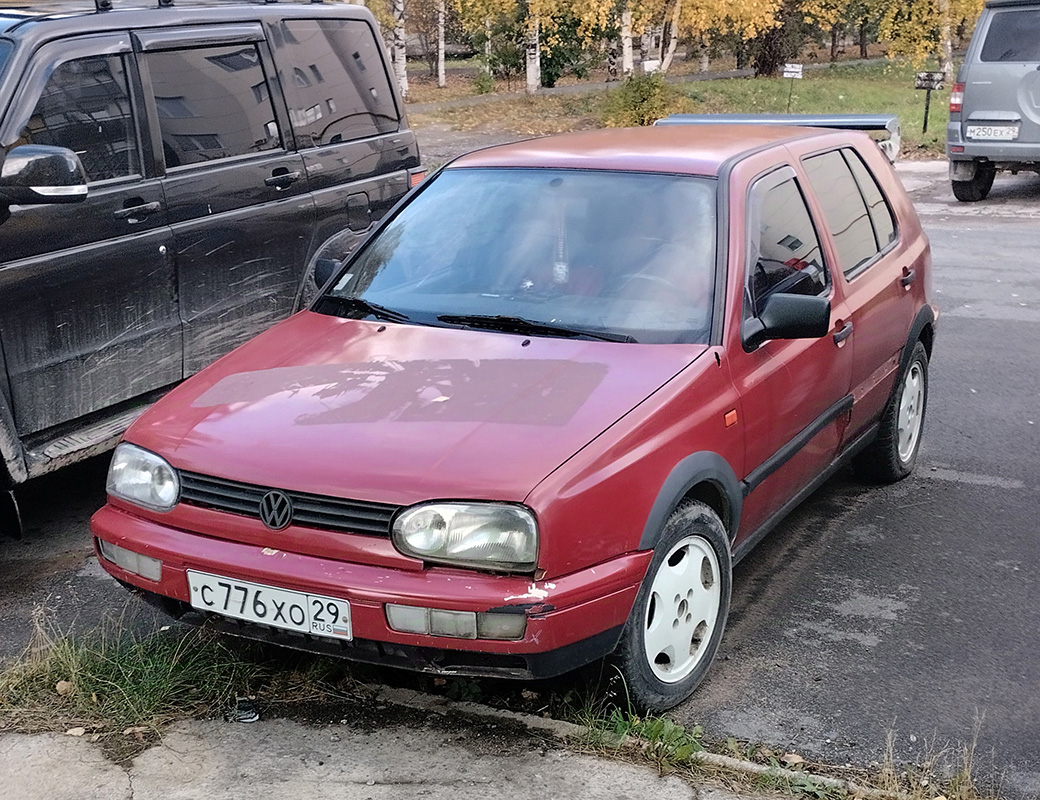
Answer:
724 409 738 428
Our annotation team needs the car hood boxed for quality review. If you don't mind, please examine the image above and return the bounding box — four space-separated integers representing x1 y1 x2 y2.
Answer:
127 311 706 505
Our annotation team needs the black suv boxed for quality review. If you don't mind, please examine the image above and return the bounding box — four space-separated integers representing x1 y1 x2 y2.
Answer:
0 1 422 532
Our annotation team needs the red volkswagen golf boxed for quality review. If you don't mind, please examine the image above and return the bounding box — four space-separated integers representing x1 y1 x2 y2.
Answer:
92 124 936 712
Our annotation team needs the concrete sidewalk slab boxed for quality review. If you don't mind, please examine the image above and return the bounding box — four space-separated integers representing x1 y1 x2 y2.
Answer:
0 718 737 800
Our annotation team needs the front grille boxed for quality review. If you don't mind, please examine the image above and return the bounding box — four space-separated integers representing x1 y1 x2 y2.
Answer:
178 471 399 537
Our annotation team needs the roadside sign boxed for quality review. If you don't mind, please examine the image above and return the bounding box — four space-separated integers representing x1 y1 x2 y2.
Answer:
914 71 945 133
915 71 944 90
783 63 803 80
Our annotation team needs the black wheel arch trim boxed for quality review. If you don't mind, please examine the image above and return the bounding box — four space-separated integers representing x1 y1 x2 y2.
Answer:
900 305 936 379
639 451 743 549
0 395 25 488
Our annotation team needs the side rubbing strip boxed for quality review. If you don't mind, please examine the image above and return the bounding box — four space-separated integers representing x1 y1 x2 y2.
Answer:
741 394 854 497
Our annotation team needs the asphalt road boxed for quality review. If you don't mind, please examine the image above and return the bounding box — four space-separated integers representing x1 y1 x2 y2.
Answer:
1 159 1037 796
675 167 1040 798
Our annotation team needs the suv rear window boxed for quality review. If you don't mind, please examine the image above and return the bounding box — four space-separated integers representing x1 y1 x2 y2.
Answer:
980 9 1040 62
0 40 11 78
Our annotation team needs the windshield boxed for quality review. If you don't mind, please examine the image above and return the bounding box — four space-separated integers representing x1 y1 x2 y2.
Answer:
317 167 718 344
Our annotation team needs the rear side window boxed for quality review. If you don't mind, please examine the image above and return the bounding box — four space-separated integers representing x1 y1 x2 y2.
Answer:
0 40 11 78
145 44 282 168
843 149 896 249
18 54 139 182
275 19 399 146
980 10 1040 62
803 150 877 277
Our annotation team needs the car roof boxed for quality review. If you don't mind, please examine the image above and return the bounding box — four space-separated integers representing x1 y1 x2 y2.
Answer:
0 1 370 41
447 125 826 178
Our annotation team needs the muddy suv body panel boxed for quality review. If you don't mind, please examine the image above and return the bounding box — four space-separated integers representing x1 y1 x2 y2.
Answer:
0 3 420 512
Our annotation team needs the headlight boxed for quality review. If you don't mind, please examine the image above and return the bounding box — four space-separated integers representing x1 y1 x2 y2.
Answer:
106 443 180 512
392 503 537 571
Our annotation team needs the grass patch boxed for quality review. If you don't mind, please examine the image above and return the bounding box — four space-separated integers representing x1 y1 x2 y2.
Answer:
411 59 949 158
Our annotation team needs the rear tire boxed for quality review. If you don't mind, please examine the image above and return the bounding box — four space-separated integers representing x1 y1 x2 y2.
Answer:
613 502 731 713
951 162 995 202
853 341 928 483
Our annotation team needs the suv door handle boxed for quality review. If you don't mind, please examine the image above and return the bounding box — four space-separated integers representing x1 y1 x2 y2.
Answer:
114 200 161 221
900 267 916 287
833 321 853 345
265 170 301 190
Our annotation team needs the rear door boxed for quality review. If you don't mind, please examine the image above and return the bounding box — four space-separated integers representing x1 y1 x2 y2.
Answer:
799 143 916 440
135 25 315 375
267 16 420 302
962 6 1040 144
0 34 180 435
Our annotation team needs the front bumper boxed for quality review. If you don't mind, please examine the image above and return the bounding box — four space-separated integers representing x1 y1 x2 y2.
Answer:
91 504 650 679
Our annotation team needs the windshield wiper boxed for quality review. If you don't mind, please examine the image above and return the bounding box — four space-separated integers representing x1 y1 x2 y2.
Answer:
321 295 412 324
438 314 635 343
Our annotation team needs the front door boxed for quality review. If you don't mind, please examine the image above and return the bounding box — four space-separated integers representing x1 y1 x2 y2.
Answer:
0 37 180 435
726 163 854 542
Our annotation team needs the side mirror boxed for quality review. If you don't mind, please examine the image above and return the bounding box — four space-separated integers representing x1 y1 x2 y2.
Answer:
313 257 341 288
742 293 830 351
0 145 88 206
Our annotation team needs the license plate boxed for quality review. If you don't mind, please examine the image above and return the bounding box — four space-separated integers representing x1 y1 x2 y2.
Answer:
187 570 352 640
965 124 1019 141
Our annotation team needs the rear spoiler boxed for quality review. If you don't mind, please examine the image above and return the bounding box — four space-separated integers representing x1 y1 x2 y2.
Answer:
655 113 901 163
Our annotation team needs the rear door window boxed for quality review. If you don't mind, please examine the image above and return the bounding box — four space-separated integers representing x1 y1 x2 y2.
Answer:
144 44 282 168
843 149 896 249
802 150 878 277
980 10 1040 62
276 18 399 146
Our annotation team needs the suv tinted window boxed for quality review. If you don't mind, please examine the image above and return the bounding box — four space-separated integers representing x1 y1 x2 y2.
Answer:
980 9 1040 62
0 40 11 77
146 44 281 167
843 148 896 249
277 19 398 146
18 54 138 182
803 150 877 276
748 171 828 315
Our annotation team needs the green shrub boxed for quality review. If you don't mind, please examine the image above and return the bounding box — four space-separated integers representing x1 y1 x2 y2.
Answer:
472 70 495 95
601 73 690 127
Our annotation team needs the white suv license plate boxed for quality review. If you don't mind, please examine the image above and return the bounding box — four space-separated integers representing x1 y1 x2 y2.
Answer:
187 570 352 640
966 124 1019 141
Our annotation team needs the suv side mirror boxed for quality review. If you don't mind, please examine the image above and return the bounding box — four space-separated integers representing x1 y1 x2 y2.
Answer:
742 293 831 351
0 145 88 206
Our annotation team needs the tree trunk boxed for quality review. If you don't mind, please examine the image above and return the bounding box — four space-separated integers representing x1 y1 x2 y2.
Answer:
659 0 682 73
830 24 839 61
621 10 634 76
525 16 540 94
699 33 709 72
436 0 446 88
938 0 954 83
392 0 408 99
859 18 868 59
484 18 492 73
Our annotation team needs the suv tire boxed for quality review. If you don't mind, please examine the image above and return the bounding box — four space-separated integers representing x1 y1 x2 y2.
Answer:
951 161 996 202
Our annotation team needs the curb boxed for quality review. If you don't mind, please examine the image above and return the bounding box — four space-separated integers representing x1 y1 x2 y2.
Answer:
365 683 912 800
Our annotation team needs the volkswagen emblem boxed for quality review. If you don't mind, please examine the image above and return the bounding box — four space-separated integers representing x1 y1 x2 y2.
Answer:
259 490 293 531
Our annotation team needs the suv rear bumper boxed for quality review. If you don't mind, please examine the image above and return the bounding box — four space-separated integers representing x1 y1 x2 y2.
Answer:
947 123 1040 164
91 503 649 679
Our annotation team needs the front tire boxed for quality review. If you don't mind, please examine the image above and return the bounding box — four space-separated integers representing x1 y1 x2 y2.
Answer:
853 340 928 483
951 162 995 202
613 502 732 713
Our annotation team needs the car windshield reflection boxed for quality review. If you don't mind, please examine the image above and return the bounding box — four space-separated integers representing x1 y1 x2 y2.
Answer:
315 167 718 345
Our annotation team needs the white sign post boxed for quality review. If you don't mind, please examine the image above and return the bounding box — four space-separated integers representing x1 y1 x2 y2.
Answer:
782 63 803 112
